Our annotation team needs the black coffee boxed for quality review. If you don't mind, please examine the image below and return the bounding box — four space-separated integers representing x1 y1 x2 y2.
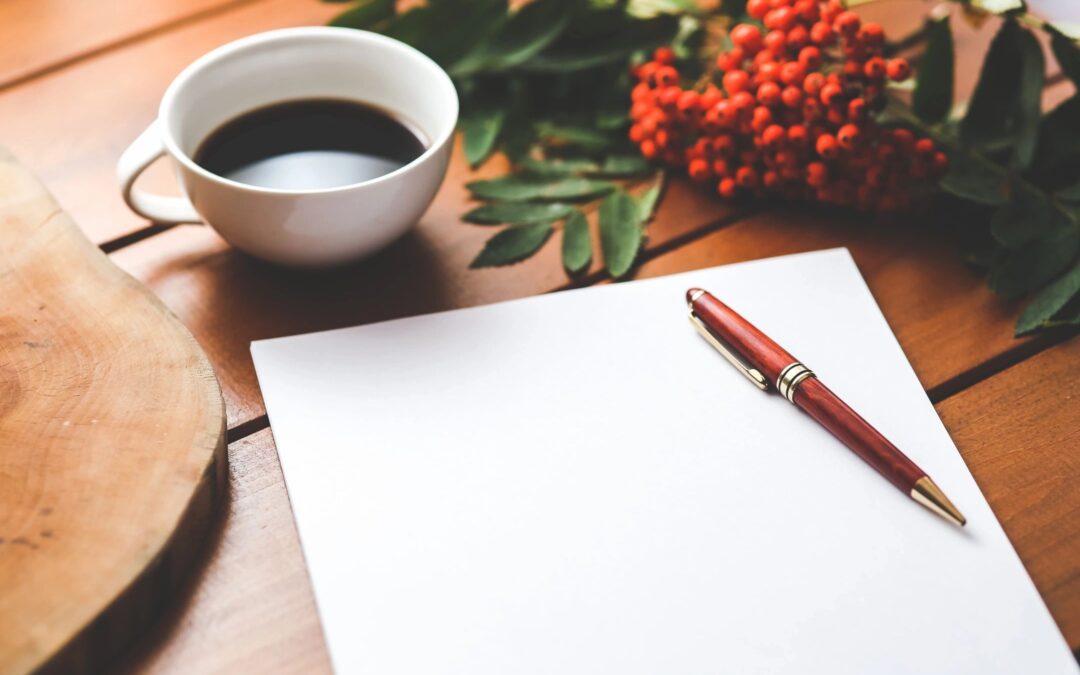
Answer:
194 98 427 190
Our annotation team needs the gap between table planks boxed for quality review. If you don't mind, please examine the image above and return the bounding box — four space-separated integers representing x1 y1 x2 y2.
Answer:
112 337 1079 674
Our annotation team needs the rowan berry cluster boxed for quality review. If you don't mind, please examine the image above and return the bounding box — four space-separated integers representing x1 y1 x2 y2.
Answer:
629 0 948 211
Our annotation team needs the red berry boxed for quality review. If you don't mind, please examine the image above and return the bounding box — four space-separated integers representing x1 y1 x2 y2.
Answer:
730 91 756 114
637 61 658 82
715 100 738 127
712 158 732 176
847 98 867 122
763 169 781 189
731 24 764 52
747 0 771 19
712 135 735 156
780 61 805 85
858 22 884 47
677 90 701 113
810 21 835 46
915 138 936 156
654 128 670 149
764 7 795 30
816 133 840 159
751 105 774 132
757 61 781 82
837 123 860 149
736 166 759 188
762 124 786 148
820 82 844 107
718 177 737 198
757 81 782 106
654 46 675 65
655 66 679 87
891 128 915 151
834 11 861 35
787 124 808 146
842 60 863 80
716 47 745 72
688 158 711 181
931 151 949 176
803 72 825 96
886 58 912 81
640 139 658 159
863 57 886 80
806 161 828 187
798 46 822 71
723 69 751 94
794 0 819 21
701 87 723 110
764 30 787 55
658 86 681 109
787 26 809 50
802 97 824 121
781 86 803 108
628 124 645 143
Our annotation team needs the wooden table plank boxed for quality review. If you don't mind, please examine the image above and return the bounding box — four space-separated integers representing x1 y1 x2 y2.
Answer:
632 207 1044 397
117 340 1080 674
108 146 736 429
937 338 1080 650
115 428 330 675
0 0 338 244
0 0 253 89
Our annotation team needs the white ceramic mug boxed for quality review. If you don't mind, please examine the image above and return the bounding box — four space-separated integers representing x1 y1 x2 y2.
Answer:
117 27 458 267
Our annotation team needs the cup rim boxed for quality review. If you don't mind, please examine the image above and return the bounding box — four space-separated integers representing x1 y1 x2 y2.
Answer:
158 26 459 196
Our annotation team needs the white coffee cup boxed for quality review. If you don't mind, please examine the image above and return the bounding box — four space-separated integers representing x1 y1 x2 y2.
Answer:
117 27 458 267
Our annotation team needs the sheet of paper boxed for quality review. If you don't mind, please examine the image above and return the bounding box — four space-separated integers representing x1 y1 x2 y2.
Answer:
252 249 1077 674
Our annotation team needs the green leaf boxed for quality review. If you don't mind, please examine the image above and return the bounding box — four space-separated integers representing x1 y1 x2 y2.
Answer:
1031 96 1080 180
961 21 1022 149
1012 27 1045 170
939 151 1009 206
988 223 1080 299
635 177 663 223
537 123 620 152
1015 262 1080 334
463 202 574 225
626 0 700 18
385 0 504 67
329 0 394 28
461 107 506 168
520 157 599 177
467 175 615 202
470 222 554 268
990 184 1057 249
451 0 574 77
589 155 653 178
520 16 679 73
561 210 592 274
599 189 645 278
913 16 954 124
1051 33 1080 89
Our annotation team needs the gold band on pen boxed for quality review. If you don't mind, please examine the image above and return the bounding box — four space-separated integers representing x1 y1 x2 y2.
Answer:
777 362 815 403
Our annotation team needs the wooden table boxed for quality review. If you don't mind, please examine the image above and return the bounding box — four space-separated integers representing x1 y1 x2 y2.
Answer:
2 2 1077 672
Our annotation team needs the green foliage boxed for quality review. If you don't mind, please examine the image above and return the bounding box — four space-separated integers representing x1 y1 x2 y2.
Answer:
471 222 555 267
466 175 615 201
913 16 953 124
599 189 646 277
464 202 575 225
561 210 592 274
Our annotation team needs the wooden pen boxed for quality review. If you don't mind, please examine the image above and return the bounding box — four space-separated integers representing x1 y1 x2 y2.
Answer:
686 287 966 526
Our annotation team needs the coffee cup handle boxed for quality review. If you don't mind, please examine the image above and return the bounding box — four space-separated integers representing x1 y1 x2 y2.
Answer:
117 119 202 225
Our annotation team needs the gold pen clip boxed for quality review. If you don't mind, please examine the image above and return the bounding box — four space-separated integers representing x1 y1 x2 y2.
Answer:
688 310 769 391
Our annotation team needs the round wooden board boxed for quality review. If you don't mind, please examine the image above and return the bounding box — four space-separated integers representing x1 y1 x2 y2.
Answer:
0 151 226 674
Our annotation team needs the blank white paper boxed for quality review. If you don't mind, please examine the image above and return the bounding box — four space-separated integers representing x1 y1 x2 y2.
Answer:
252 249 1078 674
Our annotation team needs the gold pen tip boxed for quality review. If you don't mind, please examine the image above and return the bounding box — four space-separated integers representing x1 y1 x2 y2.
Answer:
911 477 966 527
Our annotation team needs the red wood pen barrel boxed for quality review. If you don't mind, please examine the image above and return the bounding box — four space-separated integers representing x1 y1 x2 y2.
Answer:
791 378 925 492
686 288 967 526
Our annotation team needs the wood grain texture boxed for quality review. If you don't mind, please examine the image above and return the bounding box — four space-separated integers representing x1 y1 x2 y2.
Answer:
110 339 1080 675
936 338 1080 649
116 428 330 675
0 152 226 674
634 207 1035 394
0 0 339 244
0 0 256 89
